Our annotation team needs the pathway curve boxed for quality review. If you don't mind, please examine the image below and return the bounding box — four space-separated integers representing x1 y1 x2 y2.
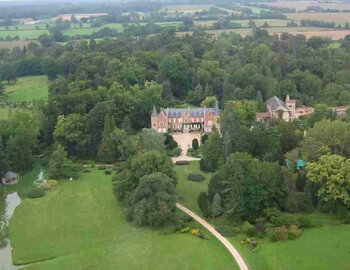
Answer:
176 203 249 270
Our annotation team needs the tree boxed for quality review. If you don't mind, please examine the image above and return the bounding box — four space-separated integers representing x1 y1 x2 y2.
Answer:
307 154 350 207
198 192 211 217
201 131 224 172
193 83 204 105
308 104 336 127
126 172 177 226
201 96 217 108
0 82 5 95
192 138 199 150
53 114 90 157
212 193 222 217
97 115 116 163
48 144 79 179
307 119 350 157
137 129 165 153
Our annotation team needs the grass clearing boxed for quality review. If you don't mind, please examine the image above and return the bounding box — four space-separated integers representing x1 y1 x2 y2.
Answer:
175 161 212 214
285 12 350 26
176 161 350 270
10 169 235 269
5 76 49 103
267 1 350 12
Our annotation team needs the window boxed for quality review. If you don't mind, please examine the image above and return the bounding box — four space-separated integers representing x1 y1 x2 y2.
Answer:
153 123 156 127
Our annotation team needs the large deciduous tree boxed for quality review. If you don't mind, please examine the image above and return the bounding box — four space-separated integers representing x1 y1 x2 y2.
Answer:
307 154 350 207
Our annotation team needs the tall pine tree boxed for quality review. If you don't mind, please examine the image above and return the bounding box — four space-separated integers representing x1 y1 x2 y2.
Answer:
97 114 116 163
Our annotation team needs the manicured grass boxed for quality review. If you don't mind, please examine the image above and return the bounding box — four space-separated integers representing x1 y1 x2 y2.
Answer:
5 76 49 103
10 169 236 269
0 29 48 40
175 161 212 215
230 213 350 270
176 161 350 270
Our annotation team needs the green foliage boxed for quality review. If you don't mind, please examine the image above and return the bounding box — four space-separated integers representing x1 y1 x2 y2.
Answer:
306 154 350 207
269 226 289 242
187 172 205 182
272 213 301 227
197 192 211 217
212 193 222 217
215 225 236 238
27 187 45 199
176 160 189 165
192 138 199 150
126 172 177 226
48 144 79 180
137 129 166 153
202 131 224 172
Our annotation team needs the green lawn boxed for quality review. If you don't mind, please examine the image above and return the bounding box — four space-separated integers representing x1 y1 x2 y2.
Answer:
5 76 49 103
176 161 350 270
10 169 235 269
175 161 212 214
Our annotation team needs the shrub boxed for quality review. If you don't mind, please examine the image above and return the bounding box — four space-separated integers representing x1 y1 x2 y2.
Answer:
263 207 281 222
83 169 91 173
47 180 59 187
105 170 112 175
38 182 51 190
200 158 215 172
98 166 106 170
171 147 181 157
246 227 257 237
286 192 314 213
269 226 289 242
272 213 301 227
187 172 205 182
288 225 302 240
298 216 314 228
192 138 199 150
215 225 236 238
197 192 211 217
337 207 350 224
176 160 189 165
201 134 208 144
27 188 45 199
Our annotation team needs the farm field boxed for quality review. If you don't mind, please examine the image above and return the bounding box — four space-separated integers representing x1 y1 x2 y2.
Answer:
195 19 290 28
264 1 350 11
241 5 271 14
0 29 48 40
176 161 350 270
285 12 350 25
9 169 236 269
5 76 49 103
160 4 215 13
0 40 35 49
177 26 326 37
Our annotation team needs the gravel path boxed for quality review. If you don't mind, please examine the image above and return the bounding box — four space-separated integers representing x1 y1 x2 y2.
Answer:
176 203 249 270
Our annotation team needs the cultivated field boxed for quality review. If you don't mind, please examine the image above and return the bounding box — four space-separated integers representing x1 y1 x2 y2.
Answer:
265 1 350 11
195 19 290 27
285 12 350 25
10 169 236 269
177 26 350 40
176 161 350 270
160 4 215 13
5 76 49 103
0 40 35 49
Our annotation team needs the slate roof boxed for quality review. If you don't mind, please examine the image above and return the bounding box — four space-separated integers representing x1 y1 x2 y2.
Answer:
160 106 220 118
267 96 288 111
3 171 18 179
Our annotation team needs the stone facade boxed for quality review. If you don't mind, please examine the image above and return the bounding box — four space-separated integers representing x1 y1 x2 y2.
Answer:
151 104 220 133
257 95 314 121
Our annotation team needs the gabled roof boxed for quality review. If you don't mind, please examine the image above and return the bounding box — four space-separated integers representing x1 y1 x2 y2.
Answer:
267 96 288 111
4 171 18 178
160 107 220 118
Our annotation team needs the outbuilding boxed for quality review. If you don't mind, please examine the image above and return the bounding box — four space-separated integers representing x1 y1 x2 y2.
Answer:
2 171 19 185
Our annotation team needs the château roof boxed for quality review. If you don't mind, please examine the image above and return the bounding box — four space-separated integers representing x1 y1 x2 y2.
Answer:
267 96 288 111
159 106 220 118
3 171 18 179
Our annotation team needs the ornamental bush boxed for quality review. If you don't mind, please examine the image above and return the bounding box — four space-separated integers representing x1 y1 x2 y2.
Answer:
288 225 302 240
47 180 59 187
27 188 45 199
192 138 199 150
215 225 236 237
105 170 112 175
269 226 289 242
272 213 301 227
187 172 205 182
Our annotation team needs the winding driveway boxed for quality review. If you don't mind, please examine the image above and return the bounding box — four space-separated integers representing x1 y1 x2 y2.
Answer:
176 203 249 270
